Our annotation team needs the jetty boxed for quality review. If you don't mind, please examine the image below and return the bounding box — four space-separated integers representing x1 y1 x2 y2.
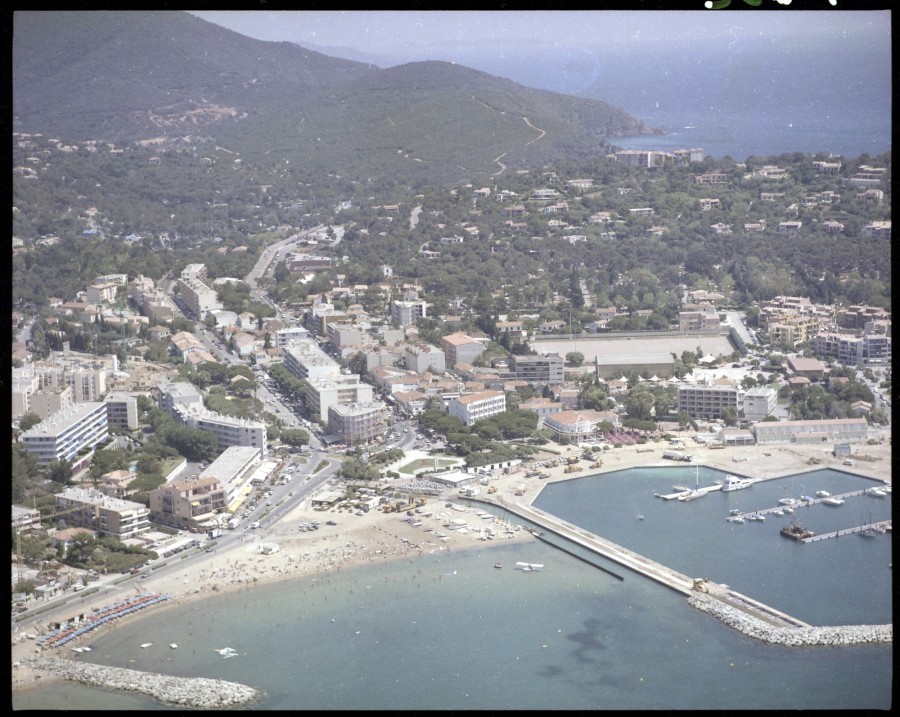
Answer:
725 488 876 521
802 520 892 543
466 495 812 630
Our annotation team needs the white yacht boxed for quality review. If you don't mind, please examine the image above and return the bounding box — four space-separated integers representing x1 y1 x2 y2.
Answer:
721 475 754 492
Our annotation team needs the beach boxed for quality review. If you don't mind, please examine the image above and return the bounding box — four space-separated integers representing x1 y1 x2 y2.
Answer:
12 436 891 694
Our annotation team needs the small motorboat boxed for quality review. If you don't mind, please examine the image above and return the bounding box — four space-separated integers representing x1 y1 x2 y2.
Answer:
170 643 178 649
140 643 153 649
816 490 831 498
494 563 502 569
636 514 645 521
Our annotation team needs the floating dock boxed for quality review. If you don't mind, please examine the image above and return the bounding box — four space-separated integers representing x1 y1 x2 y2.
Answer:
802 520 892 543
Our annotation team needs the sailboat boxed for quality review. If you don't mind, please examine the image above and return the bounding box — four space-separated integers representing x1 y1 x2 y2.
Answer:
679 464 706 501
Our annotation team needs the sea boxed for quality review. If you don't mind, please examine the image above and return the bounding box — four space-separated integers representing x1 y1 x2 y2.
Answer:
13 467 892 711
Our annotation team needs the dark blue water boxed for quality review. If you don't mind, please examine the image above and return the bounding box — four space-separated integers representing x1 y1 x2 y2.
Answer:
13 467 891 710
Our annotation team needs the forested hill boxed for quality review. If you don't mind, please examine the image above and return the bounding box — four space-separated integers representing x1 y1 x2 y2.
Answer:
13 10 660 185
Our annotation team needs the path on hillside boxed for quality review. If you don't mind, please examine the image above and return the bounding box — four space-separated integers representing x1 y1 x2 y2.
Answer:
470 96 547 176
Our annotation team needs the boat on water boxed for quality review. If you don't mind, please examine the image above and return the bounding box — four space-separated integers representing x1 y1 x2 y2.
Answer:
140 643 153 649
859 527 879 538
800 495 815 503
170 643 178 649
816 490 831 498
733 516 745 524
636 514 645 521
778 497 797 506
749 513 766 521
515 562 544 572
721 475 753 492
772 509 784 516
673 485 690 493
866 487 887 498
783 507 794 514
823 497 845 506
781 520 815 541
494 563 502 569
729 509 741 517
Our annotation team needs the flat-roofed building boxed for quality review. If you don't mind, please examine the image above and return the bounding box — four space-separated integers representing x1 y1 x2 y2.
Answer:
448 390 506 426
21 401 109 465
752 418 868 445
282 338 340 382
149 476 228 530
198 445 263 503
274 326 310 348
327 400 388 444
104 392 138 430
742 386 777 422
54 487 150 540
12 505 43 534
404 343 446 374
505 353 564 385
676 382 740 420
178 277 222 319
306 375 375 422
391 299 427 327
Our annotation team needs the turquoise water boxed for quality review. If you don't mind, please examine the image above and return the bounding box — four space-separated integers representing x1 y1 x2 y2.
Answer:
13 468 892 710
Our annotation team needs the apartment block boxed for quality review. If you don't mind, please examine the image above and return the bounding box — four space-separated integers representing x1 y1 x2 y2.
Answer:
391 298 427 327
21 401 109 465
149 476 228 530
306 375 375 422
742 386 777 422
448 390 506 426
54 487 150 540
504 353 564 385
282 338 341 382
752 418 868 445
440 332 486 368
404 343 446 374
676 383 740 420
178 277 222 319
327 401 388 445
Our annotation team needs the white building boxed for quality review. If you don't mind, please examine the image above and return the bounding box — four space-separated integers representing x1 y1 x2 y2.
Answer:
306 375 375 422
20 401 109 465
449 390 506 426
327 401 388 444
391 299 427 327
741 386 777 422
54 487 150 540
676 382 740 420
282 338 341 382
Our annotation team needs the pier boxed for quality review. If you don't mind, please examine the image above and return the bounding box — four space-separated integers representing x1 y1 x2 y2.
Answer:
656 485 722 501
802 520 892 543
468 495 812 629
725 488 872 521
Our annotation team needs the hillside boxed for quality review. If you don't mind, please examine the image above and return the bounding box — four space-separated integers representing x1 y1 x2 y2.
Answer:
13 10 660 184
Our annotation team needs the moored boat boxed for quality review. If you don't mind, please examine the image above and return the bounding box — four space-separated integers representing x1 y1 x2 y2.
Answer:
721 475 754 492
781 520 815 541
823 497 844 506
815 490 831 498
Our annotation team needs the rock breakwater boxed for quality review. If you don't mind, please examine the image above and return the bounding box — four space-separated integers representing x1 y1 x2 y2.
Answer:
23 657 262 708
688 594 892 646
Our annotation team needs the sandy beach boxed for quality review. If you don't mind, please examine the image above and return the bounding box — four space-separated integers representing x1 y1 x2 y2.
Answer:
12 436 891 692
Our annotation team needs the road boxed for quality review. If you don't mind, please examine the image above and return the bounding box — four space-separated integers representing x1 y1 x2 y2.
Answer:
243 224 326 290
724 310 758 346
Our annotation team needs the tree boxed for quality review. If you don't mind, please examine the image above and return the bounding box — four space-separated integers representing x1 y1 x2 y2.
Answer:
566 351 584 367
720 406 738 427
46 459 73 485
19 412 42 432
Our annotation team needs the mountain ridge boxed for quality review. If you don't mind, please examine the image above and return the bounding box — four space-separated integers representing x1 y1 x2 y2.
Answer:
13 10 661 183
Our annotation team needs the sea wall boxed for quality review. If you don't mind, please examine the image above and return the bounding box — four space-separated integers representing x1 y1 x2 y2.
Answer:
688 594 893 646
23 657 262 708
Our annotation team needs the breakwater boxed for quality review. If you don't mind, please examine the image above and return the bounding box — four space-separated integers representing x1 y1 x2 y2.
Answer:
688 594 892 646
23 657 262 708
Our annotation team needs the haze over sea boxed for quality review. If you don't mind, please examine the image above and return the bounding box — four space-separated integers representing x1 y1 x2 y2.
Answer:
14 468 891 711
